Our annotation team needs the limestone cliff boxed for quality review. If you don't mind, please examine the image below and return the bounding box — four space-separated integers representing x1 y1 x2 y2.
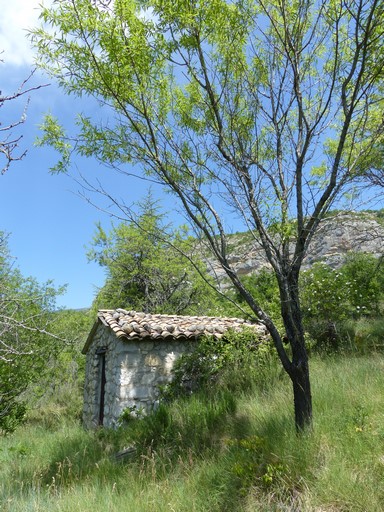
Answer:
205 212 384 281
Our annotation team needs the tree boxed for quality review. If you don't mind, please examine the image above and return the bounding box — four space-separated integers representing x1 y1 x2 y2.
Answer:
89 193 220 315
33 0 384 430
0 232 65 433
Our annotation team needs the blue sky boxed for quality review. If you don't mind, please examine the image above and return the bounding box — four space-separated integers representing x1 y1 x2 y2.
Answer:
0 0 161 309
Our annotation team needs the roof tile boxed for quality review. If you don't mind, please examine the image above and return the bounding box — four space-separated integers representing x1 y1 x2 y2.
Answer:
83 309 267 354
100 309 265 341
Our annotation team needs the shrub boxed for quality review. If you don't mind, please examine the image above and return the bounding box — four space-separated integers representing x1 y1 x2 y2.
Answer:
353 317 384 352
162 328 278 400
300 253 384 350
233 269 281 324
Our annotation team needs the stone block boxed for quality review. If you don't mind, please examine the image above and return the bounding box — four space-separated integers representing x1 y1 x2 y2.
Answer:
127 386 151 399
144 354 162 367
140 341 154 351
141 372 157 385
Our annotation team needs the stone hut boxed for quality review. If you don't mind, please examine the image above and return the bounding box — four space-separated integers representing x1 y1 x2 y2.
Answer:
82 309 265 429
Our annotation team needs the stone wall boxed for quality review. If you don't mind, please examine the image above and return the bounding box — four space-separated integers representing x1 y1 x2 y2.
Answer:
83 323 194 429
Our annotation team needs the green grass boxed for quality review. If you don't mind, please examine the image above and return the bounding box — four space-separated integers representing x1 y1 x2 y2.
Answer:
1 353 384 511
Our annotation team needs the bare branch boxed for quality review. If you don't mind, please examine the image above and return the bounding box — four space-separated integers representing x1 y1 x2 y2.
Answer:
0 66 49 174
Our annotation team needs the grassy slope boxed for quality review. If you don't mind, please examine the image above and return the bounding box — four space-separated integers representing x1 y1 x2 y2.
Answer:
1 353 384 512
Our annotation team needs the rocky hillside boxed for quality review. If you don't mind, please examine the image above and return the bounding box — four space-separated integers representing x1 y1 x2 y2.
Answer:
206 211 384 281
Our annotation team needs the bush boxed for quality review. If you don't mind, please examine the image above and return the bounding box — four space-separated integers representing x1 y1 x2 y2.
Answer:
300 253 384 350
233 270 281 324
352 317 384 352
162 328 278 400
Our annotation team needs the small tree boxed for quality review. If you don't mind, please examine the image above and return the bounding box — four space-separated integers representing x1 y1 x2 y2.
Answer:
0 232 65 433
33 0 384 430
89 193 219 315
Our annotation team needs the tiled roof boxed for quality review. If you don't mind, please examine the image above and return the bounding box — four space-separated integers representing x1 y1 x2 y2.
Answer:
83 309 266 353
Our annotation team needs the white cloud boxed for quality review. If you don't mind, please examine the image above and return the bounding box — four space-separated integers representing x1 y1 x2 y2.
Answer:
0 0 52 67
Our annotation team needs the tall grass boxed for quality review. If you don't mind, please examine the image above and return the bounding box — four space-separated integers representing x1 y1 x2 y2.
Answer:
1 353 384 511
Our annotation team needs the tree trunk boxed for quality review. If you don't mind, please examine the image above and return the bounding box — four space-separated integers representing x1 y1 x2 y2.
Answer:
278 271 313 431
291 361 312 431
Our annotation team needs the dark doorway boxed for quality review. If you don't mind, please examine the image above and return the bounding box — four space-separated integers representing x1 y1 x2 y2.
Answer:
96 347 107 426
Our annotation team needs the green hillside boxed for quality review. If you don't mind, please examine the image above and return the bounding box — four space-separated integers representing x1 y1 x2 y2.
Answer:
2 353 384 511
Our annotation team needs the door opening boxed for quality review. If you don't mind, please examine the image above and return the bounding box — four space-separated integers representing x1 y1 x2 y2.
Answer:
96 347 107 426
